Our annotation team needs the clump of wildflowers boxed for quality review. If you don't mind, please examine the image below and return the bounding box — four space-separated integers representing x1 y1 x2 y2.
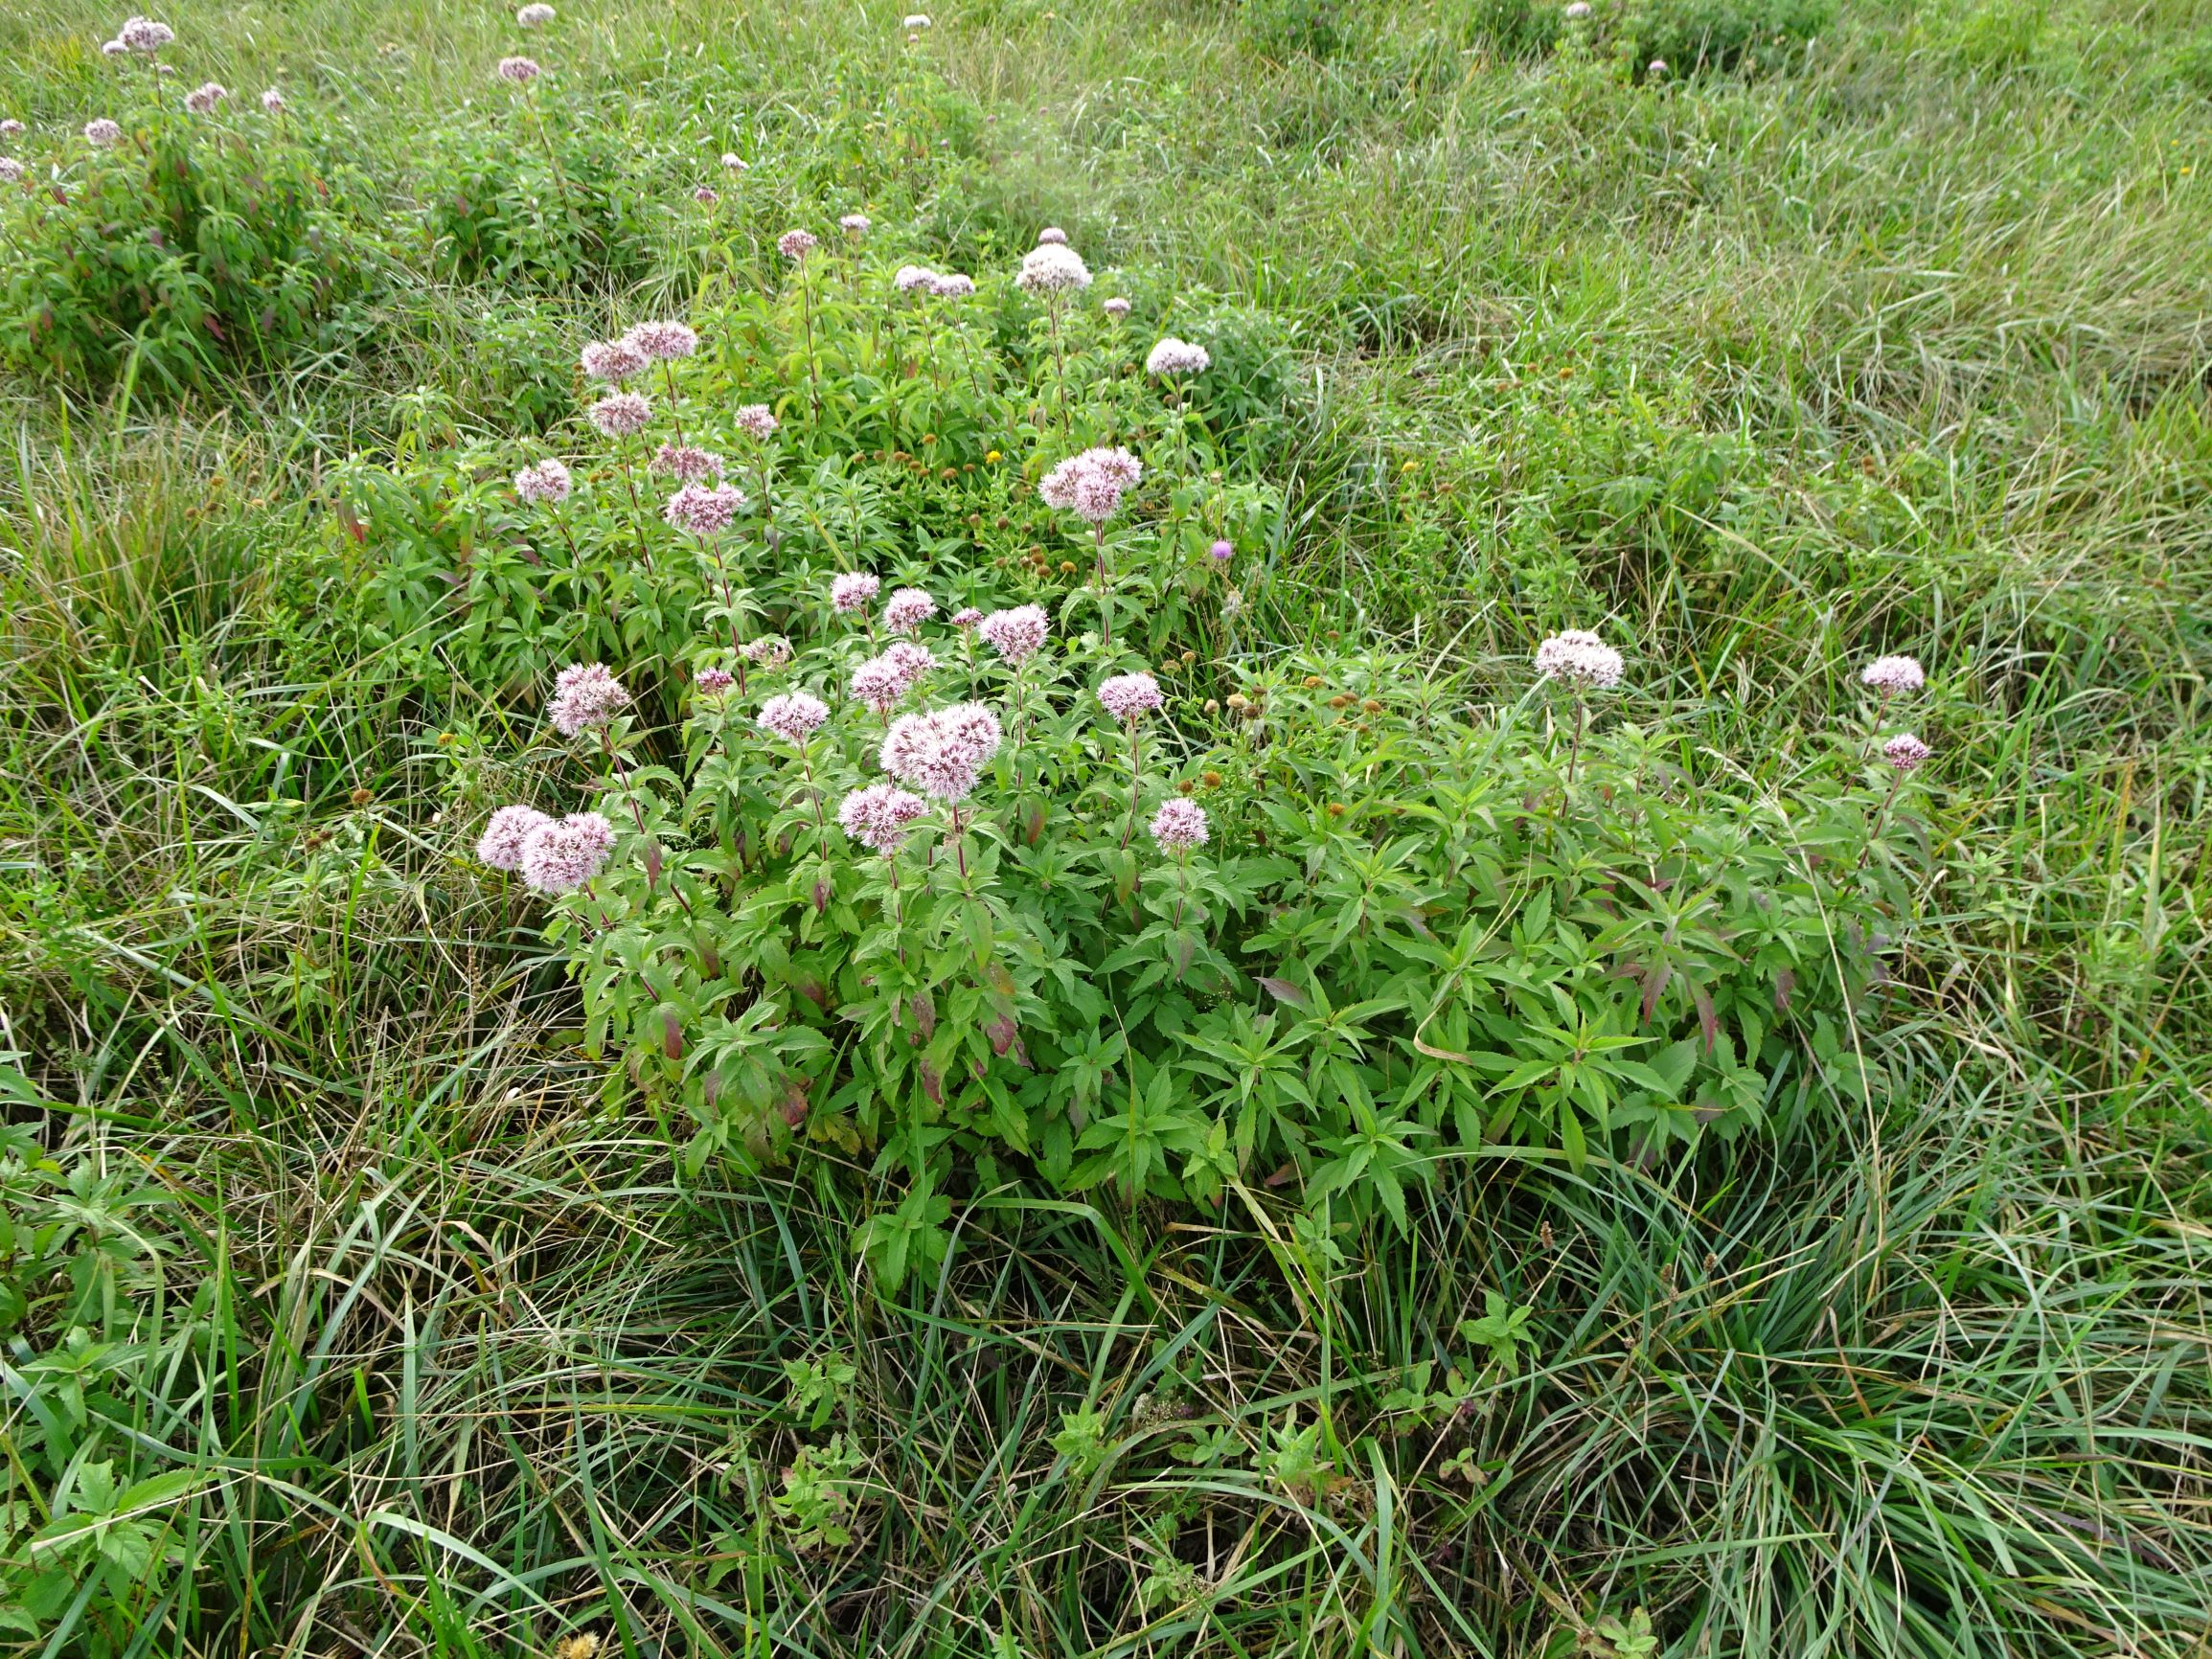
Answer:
588 393 651 438
1883 734 1931 770
260 88 285 113
735 403 778 439
929 273 975 298
1098 671 1164 722
901 11 932 28
1017 242 1091 296
582 339 646 383
721 151 746 172
883 588 937 635
839 783 927 854
1037 226 1068 245
0 159 22 184
778 227 818 261
1534 629 1625 690
1860 655 1925 696
84 118 123 146
895 263 936 292
758 692 831 746
548 663 631 736
495 56 541 83
478 806 553 871
1150 797 1208 852
625 320 698 361
832 572 881 615
517 2 556 23
663 482 745 537
852 642 937 714
950 606 983 629
881 703 1002 804
514 458 572 504
519 811 616 894
1145 337 1211 376
183 81 227 113
1039 447 1141 518
0 120 24 142
118 15 175 52
652 443 724 482
695 666 736 697
978 605 1048 664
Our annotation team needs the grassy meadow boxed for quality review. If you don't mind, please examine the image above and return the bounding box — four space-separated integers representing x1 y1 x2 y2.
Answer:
1 0 2210 1654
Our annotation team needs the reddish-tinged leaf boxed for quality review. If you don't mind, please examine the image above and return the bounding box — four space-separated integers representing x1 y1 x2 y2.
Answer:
1694 985 1718 1055
661 1010 683 1062
1258 977 1308 1008
986 1013 1018 1057
919 1060 944 1106
1773 969 1794 1012
1640 962 1672 1025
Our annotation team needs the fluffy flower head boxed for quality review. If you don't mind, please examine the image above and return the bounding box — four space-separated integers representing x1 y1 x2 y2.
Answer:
1883 733 1931 771
1036 226 1067 245
663 481 745 537
894 263 937 292
720 151 747 172
735 403 778 439
1102 296 1131 318
625 320 697 361
695 666 736 697
929 272 974 298
1016 241 1091 296
839 783 927 854
519 811 615 894
741 634 792 669
102 38 126 55
757 692 831 746
0 159 21 183
517 2 556 23
495 56 541 83
84 118 123 146
652 443 724 482
549 663 631 736
1098 671 1163 722
514 458 572 505
840 212 871 236
1209 538 1233 562
260 88 285 112
588 392 651 438
851 642 936 713
1534 628 1625 690
950 606 982 628
978 604 1048 664
582 338 646 383
1146 337 1211 376
0 120 25 141
1039 446 1141 519
880 702 1002 803
902 12 932 28
778 227 818 261
119 15 174 51
693 186 719 205
883 587 937 635
831 572 880 614
478 806 552 871
183 80 227 113
1860 654 1925 696
1150 798 1209 853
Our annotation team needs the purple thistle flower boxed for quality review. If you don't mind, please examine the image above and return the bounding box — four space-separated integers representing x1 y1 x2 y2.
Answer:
1209 538 1233 562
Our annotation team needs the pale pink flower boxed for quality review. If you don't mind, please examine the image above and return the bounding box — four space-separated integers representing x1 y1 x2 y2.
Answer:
832 572 880 614
1209 538 1233 562
1071 470 1122 524
839 212 871 237
495 56 541 83
119 15 174 52
928 272 974 298
880 702 1002 804
652 443 724 482
514 458 572 505
901 11 932 27
183 81 227 114
1036 226 1067 245
894 263 937 292
625 320 698 361
582 338 647 382
478 805 553 871
663 481 745 537
721 151 747 172
1102 296 1131 318
778 227 818 261
102 39 126 56
517 2 557 23
259 87 285 113
1150 798 1209 853
0 120 24 142
883 587 937 634
1098 671 1163 722
852 643 937 714
1040 446 1141 520
1860 655 1925 696
741 635 793 669
950 606 983 628
1146 337 1211 376
735 403 778 439
588 392 651 438
84 118 123 146
1883 734 1931 771
757 692 831 746
0 159 21 184
1534 629 1625 690
1563 1 1590 15
694 186 719 205
838 783 927 854
1016 242 1090 296
548 662 631 736
977 604 1047 664
695 666 736 696
519 811 616 894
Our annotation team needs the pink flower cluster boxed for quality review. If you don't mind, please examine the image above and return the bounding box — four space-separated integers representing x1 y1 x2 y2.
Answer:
778 228 818 261
695 666 736 696
883 587 936 634
0 159 23 184
758 691 830 746
930 273 975 298
517 2 556 23
1098 671 1163 722
653 443 724 482
495 56 541 83
1150 797 1208 852
1016 242 1090 296
84 119 123 147
735 403 778 439
1860 655 1925 696
838 783 928 855
832 572 880 614
950 606 983 629
741 635 793 669
589 393 650 438
1145 337 1210 376
1037 226 1068 245
183 81 227 113
479 807 616 894
840 213 871 236
1103 296 1131 319
894 264 936 293
977 604 1048 665
118 15 174 52
582 339 647 383
1883 734 1931 771
881 703 1002 804
663 481 745 537
851 642 936 714
1534 629 1625 690
1039 447 1141 523
548 663 630 736
626 320 697 361
514 458 572 505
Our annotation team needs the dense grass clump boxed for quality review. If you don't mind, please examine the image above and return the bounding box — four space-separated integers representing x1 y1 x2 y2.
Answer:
0 0 2206 1654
